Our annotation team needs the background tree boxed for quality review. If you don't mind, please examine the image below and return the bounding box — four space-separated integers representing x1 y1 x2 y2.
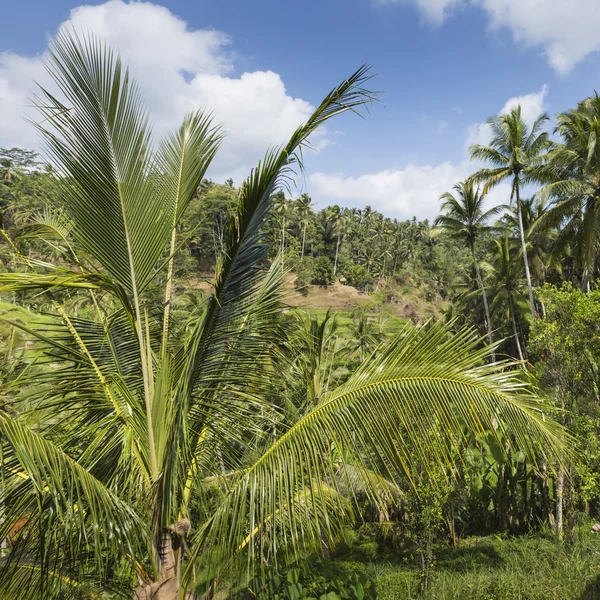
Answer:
535 95 600 292
470 107 551 320
435 180 501 361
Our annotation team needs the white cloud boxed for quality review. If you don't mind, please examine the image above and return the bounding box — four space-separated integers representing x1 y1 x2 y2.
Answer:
308 85 544 220
375 0 465 25
310 162 470 220
475 0 600 75
465 84 548 150
380 0 600 74
0 0 317 183
436 120 449 135
309 161 511 221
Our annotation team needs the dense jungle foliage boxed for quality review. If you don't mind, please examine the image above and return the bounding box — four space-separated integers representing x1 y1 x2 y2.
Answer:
1 32 600 600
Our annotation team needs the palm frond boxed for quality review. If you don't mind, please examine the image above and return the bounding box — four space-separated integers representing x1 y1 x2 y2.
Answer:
0 412 150 597
185 321 565 582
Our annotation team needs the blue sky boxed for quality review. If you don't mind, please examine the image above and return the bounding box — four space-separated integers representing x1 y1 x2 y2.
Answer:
2 0 600 219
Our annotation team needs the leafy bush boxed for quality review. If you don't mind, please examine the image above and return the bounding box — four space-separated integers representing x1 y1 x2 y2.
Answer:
344 264 374 291
239 553 377 600
311 256 335 286
295 258 312 296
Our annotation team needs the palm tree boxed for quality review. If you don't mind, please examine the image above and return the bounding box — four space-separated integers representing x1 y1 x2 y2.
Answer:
373 217 393 281
470 107 551 320
327 204 347 277
350 311 382 363
501 197 557 291
435 180 502 362
488 237 529 365
272 191 289 270
297 193 313 259
534 95 600 291
0 34 563 600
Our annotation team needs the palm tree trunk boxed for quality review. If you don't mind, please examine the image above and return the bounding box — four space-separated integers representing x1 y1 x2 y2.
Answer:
134 532 179 599
555 469 564 541
582 267 590 293
333 232 341 277
281 215 286 271
471 246 495 363
515 180 536 320
301 221 307 259
509 297 525 367
134 523 193 599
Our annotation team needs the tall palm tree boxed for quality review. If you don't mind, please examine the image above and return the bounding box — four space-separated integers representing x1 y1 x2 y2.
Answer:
488 237 529 365
534 95 600 292
327 204 347 277
501 197 558 291
272 191 289 270
435 180 502 362
0 34 563 600
470 107 551 320
297 193 313 259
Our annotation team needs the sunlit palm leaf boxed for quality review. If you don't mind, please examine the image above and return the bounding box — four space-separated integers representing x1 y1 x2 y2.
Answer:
185 321 565 584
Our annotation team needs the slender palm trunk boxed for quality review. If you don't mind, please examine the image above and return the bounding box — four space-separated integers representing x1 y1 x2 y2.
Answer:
301 221 307 259
281 215 286 272
471 246 495 363
333 232 341 277
515 180 536 321
582 267 590 293
555 388 566 541
509 297 525 367
556 470 564 541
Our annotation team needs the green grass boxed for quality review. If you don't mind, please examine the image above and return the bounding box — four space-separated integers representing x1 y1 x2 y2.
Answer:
328 527 600 600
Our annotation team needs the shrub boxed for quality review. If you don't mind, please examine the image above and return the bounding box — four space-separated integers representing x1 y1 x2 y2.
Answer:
294 258 312 296
311 256 335 286
239 553 377 600
345 264 374 291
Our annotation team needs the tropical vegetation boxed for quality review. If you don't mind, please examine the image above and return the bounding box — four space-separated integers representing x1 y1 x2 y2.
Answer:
2 28 600 600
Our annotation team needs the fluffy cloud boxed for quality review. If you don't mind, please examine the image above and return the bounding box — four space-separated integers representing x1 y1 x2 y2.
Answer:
310 162 473 220
309 161 511 221
476 0 600 75
308 85 543 220
0 0 316 183
379 0 600 74
465 84 548 150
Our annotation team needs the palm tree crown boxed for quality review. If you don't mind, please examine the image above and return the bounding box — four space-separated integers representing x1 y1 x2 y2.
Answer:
470 106 552 320
535 94 600 291
435 180 502 361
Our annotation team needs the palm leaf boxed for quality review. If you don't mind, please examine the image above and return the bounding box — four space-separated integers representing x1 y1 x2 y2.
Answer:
185 321 565 582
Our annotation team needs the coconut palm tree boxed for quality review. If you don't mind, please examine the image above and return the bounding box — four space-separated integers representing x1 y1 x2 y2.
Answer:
470 107 551 320
435 180 502 362
501 197 558 291
296 193 313 259
0 33 564 600
272 191 290 270
350 311 382 363
534 95 600 292
488 237 529 365
327 204 348 277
